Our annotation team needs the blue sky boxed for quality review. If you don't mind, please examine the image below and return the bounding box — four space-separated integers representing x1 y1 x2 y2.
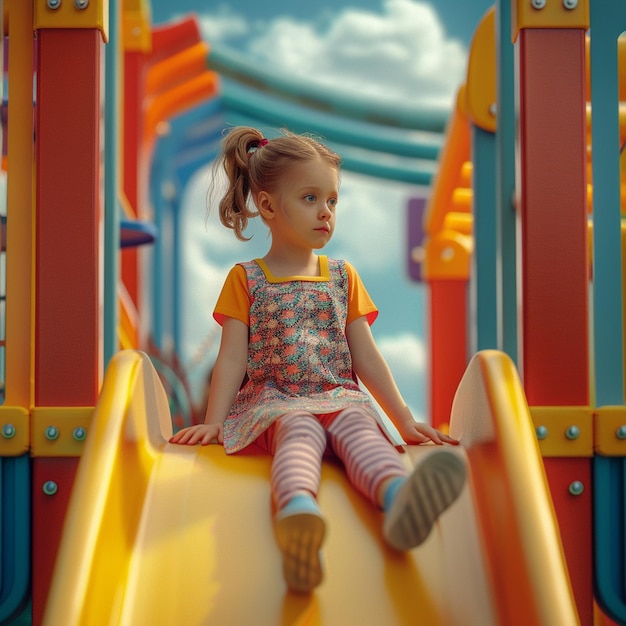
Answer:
151 0 491 424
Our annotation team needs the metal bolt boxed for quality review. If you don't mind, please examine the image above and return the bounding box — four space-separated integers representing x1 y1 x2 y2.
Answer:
75 0 89 8
488 103 497 117
616 426 626 440
2 424 15 439
563 0 578 9
568 481 584 496
43 481 58 496
441 246 455 262
45 426 60 441
47 0 61 9
531 0 546 9
565 425 580 440
73 427 87 441
536 425 548 440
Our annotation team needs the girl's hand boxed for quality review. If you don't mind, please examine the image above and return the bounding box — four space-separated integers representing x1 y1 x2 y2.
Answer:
397 420 460 446
169 423 223 446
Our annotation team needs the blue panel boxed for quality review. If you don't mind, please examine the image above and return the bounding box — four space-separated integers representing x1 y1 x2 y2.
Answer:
471 125 498 352
589 2 626 623
0 456 30 623
495 0 517 364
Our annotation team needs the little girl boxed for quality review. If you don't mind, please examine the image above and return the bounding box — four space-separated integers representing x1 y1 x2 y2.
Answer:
170 126 466 593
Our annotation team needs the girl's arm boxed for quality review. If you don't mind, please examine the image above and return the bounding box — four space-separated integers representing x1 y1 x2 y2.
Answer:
346 316 458 446
170 317 249 445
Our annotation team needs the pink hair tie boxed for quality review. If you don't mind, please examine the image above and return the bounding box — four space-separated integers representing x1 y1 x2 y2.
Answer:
248 138 269 158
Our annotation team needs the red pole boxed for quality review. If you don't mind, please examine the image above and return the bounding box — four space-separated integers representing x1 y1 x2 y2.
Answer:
33 28 103 624
517 27 591 624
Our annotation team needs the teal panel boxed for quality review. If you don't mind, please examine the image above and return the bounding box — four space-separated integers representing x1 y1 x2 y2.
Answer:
595 457 626 623
0 456 30 623
495 0 517 364
590 2 626 622
471 125 498 352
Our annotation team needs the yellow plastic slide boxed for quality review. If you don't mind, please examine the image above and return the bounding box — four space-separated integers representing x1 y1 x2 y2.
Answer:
43 350 579 626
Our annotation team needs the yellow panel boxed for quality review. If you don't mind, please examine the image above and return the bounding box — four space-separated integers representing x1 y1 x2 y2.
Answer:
451 187 473 213
450 350 579 625
5 0 34 408
0 406 30 456
530 406 593 457
423 87 471 236
621 220 626 389
595 406 626 456
443 212 473 236
122 0 151 51
423 230 473 280
466 7 496 133
460 161 473 188
34 0 108 41
512 0 589 42
31 406 93 457
43 349 579 625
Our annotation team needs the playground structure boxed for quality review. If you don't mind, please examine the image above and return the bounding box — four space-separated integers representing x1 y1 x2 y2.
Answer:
0 0 624 624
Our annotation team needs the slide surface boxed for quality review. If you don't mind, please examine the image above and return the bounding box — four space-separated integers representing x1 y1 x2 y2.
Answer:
43 350 578 626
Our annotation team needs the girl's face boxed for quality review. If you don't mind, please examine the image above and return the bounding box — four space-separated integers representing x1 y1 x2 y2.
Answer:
263 157 339 252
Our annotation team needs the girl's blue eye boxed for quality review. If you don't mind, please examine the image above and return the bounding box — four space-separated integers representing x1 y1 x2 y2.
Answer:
305 194 315 202
328 198 338 208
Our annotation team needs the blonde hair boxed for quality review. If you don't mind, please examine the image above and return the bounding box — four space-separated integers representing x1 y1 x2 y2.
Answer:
215 126 341 241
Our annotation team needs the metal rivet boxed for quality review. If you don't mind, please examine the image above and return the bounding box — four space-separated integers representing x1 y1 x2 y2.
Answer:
616 426 626 440
531 0 546 9
2 424 16 439
565 425 580 440
563 0 578 9
43 481 58 496
45 426 60 441
441 246 455 262
536 425 548 440
75 0 89 8
568 481 584 496
47 0 61 9
73 427 87 441
488 103 497 117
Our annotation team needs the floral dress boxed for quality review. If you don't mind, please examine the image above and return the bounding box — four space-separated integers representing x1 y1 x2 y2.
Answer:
214 257 382 453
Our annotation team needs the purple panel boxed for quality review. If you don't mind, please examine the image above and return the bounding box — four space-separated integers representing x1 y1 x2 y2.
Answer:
407 196 427 282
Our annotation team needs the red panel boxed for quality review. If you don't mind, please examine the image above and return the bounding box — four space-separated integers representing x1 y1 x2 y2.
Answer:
518 28 589 407
122 51 142 309
35 29 103 405
429 280 468 428
31 458 79 626
33 29 102 624
151 16 201 60
123 51 142 217
543 458 593 626
517 28 591 623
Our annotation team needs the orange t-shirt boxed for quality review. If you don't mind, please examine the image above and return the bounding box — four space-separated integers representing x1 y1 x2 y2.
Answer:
213 256 378 328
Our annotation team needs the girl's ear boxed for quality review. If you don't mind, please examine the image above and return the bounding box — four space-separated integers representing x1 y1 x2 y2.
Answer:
256 191 276 221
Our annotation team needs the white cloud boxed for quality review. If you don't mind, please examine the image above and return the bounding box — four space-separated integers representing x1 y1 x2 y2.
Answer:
196 6 249 42
330 172 417 273
239 0 465 107
378 331 426 379
368 332 427 431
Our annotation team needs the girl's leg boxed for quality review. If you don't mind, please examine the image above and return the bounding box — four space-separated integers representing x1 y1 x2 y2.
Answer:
324 407 406 507
270 410 327 510
327 407 467 550
270 411 327 593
